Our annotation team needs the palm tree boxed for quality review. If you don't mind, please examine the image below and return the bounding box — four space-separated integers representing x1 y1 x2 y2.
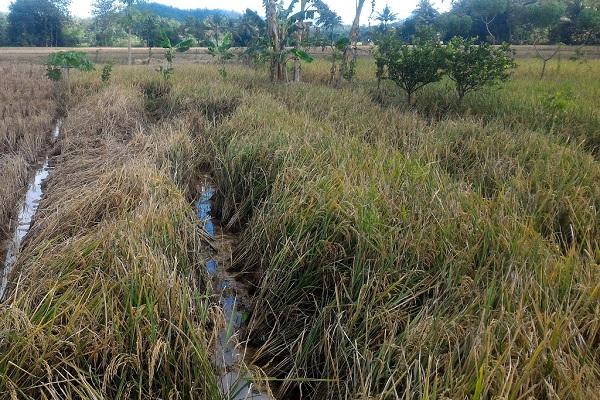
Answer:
376 5 398 29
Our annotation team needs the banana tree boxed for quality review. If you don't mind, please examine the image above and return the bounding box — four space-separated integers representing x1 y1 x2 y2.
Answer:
265 0 316 83
158 33 193 79
208 31 235 77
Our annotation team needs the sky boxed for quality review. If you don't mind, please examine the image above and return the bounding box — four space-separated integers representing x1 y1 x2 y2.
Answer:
0 1 450 23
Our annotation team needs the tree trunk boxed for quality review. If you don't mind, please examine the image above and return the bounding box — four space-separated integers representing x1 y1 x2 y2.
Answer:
337 0 366 86
128 26 133 66
483 16 497 45
540 59 547 79
293 0 308 83
266 0 282 82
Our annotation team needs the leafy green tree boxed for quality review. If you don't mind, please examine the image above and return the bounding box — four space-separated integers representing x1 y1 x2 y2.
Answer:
437 12 473 41
121 0 144 65
7 0 69 46
445 36 516 102
575 6 600 42
233 8 266 47
92 0 124 46
63 18 92 46
46 51 94 96
398 0 440 43
93 0 144 63
314 0 342 44
466 0 509 43
525 1 568 78
375 35 446 104
414 0 440 25
0 13 8 45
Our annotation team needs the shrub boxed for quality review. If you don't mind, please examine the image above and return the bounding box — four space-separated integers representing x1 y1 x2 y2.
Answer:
445 36 516 102
375 36 446 104
46 51 94 84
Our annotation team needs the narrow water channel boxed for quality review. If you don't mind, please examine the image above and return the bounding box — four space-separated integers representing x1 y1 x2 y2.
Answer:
196 177 272 400
0 120 61 300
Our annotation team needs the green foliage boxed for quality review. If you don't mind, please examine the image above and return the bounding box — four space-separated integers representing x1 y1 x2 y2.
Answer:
46 51 95 81
207 31 233 59
437 12 473 41
375 36 446 103
527 1 567 29
7 0 68 46
159 32 193 79
445 36 516 101
101 63 113 83
208 31 234 77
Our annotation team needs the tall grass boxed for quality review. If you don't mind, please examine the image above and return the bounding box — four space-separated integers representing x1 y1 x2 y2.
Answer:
2 58 598 400
178 64 600 398
0 63 54 259
249 80 599 256
0 84 220 399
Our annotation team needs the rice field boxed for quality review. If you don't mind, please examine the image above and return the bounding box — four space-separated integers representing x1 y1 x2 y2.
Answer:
0 55 598 399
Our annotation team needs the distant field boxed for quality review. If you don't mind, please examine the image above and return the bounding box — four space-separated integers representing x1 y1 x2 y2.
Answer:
0 44 599 64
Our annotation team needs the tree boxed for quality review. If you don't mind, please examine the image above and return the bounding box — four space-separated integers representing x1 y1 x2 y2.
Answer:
397 0 440 43
375 35 446 104
466 0 509 44
92 0 121 46
337 0 369 85
445 36 516 102
46 50 94 96
526 1 568 78
122 0 144 65
315 0 342 44
233 9 266 47
376 5 398 31
264 0 314 83
414 0 440 25
136 13 161 63
437 12 473 41
0 13 8 45
93 0 144 63
7 0 69 46
574 5 600 42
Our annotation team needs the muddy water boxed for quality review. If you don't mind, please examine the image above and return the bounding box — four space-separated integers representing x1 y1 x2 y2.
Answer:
196 178 272 400
0 121 61 300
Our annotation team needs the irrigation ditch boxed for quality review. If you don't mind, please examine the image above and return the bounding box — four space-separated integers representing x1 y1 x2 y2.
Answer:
1 120 61 300
197 175 272 400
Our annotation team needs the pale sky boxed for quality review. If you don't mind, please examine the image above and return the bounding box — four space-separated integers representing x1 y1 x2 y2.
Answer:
0 1 450 23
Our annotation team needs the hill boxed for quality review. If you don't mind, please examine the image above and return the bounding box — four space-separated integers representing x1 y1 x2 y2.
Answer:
135 2 240 21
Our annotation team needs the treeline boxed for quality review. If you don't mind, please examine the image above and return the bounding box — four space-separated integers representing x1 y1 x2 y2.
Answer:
0 0 598 48
393 0 600 45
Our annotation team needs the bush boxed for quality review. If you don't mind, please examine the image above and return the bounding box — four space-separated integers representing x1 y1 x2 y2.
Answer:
375 37 446 104
445 36 516 102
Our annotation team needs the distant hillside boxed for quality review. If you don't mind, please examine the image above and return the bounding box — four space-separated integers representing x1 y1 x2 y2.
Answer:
135 2 241 21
